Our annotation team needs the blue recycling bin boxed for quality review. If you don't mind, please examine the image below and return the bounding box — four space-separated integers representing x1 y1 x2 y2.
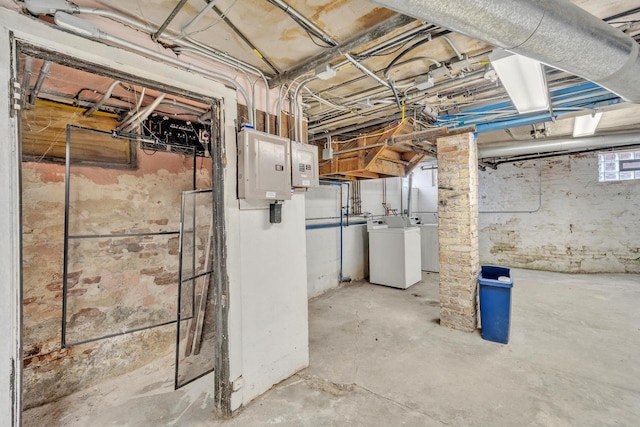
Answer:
479 265 513 344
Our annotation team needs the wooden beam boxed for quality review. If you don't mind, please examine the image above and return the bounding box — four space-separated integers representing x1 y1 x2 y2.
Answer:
388 125 476 146
341 170 380 179
268 14 416 88
368 158 405 176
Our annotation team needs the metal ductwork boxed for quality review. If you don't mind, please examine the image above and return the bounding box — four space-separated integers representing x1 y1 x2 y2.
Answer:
478 132 640 159
371 0 640 103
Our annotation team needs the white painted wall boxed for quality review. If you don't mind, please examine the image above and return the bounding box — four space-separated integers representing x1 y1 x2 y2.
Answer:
234 195 309 406
305 178 402 297
409 153 640 273
411 165 439 224
0 16 22 427
478 154 640 273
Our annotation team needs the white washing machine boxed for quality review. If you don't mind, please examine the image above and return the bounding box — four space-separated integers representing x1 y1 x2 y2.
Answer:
368 227 422 289
420 224 439 272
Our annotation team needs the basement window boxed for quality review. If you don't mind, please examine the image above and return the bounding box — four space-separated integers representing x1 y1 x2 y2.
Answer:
598 150 640 182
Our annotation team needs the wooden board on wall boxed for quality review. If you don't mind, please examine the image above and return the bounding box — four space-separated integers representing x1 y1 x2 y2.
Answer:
236 104 307 142
21 100 133 165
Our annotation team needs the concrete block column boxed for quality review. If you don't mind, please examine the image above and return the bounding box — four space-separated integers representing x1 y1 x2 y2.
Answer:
436 132 480 332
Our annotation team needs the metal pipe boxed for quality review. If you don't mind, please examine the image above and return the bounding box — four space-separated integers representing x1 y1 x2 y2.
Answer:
317 180 354 283
305 221 366 230
479 131 640 159
303 87 349 111
407 173 413 216
293 77 316 140
64 6 262 125
344 53 391 89
21 56 33 108
174 39 269 132
180 0 220 35
54 12 253 125
84 79 120 116
441 35 464 60
152 0 190 42
372 0 640 103
267 0 337 46
277 83 289 137
29 60 51 104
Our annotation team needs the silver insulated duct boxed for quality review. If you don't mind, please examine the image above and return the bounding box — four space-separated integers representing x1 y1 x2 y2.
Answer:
371 0 640 103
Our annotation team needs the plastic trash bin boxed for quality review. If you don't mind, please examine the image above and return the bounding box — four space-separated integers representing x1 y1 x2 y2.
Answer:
478 265 513 344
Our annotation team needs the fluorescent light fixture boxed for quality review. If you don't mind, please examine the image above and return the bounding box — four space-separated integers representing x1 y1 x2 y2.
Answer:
489 49 549 114
54 12 101 38
573 112 603 137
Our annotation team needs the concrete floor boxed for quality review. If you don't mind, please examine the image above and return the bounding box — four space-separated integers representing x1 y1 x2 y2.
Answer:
24 269 640 426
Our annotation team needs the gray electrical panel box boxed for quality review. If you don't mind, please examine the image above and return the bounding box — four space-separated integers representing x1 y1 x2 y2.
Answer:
291 142 319 188
238 129 291 200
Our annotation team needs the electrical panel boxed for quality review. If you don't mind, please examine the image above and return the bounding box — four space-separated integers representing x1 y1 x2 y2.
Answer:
291 142 319 188
238 129 291 201
143 114 211 156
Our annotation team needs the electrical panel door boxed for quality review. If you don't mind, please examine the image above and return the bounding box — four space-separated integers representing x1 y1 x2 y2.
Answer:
238 129 291 200
291 142 319 188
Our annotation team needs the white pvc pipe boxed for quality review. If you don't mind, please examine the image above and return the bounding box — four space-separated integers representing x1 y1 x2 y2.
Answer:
479 131 640 159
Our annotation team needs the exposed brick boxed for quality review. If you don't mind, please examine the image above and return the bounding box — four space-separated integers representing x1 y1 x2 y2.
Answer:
154 272 178 286
437 133 480 332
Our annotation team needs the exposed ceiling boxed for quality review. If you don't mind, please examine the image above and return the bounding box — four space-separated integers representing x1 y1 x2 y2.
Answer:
6 0 640 162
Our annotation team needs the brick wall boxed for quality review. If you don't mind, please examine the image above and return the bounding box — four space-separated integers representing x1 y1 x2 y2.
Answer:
22 150 212 408
479 153 640 273
437 133 479 332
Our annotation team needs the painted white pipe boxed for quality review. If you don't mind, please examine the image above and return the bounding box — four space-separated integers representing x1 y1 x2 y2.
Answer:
54 12 253 125
479 132 640 159
119 93 166 131
84 79 120 116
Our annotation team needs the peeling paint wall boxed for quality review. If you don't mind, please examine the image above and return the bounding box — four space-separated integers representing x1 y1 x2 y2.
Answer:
478 154 640 273
22 150 212 409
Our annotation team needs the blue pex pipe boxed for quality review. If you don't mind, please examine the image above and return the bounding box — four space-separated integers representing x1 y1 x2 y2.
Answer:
305 221 366 230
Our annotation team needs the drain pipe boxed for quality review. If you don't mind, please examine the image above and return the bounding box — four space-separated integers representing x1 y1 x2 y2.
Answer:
54 12 253 126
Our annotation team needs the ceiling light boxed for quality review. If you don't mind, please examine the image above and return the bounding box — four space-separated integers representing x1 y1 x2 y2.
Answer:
573 112 603 137
489 49 549 114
